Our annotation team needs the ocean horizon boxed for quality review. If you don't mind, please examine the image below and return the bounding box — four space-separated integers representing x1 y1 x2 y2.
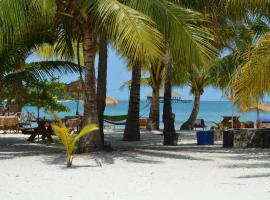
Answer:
23 100 269 129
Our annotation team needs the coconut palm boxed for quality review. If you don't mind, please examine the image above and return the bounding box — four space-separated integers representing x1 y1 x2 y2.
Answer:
147 63 164 131
121 1 216 143
96 34 108 145
177 67 211 130
0 0 164 151
227 14 270 105
0 29 81 111
120 62 163 131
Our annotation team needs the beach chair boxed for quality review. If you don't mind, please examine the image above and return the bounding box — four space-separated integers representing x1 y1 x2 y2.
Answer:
257 118 270 128
20 112 35 128
193 119 207 130
139 118 148 129
2 116 19 133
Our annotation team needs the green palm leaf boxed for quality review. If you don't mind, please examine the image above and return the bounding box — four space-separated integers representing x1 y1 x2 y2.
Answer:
73 124 99 146
95 0 164 62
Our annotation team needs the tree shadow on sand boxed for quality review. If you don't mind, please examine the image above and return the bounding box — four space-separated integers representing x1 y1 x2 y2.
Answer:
235 173 270 179
0 136 62 160
1 132 270 168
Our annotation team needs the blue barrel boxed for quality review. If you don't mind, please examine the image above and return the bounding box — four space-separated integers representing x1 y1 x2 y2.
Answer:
197 131 214 145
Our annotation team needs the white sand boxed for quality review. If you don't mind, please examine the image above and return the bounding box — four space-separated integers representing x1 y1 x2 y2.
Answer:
1 130 270 200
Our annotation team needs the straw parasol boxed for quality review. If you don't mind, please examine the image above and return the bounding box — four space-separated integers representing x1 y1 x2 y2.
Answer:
65 78 118 114
239 102 270 123
105 97 119 106
65 78 81 115
240 102 270 112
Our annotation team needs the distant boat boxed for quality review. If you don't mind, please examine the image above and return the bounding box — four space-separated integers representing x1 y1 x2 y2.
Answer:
147 91 192 103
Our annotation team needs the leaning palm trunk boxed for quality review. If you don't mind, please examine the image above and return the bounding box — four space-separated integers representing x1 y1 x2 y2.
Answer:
147 87 160 130
180 91 201 130
163 48 177 145
78 25 102 152
97 33 108 145
123 63 141 141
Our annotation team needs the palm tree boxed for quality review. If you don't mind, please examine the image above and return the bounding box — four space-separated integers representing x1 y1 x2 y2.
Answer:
0 0 164 151
0 28 80 110
123 62 142 141
97 33 108 145
178 67 211 130
147 63 164 131
121 1 216 143
120 62 163 131
220 13 270 104
229 14 270 105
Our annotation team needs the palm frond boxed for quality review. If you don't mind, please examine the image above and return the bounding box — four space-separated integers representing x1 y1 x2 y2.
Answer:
73 124 99 145
231 31 270 104
124 0 217 67
0 0 56 49
95 0 164 63
5 61 81 80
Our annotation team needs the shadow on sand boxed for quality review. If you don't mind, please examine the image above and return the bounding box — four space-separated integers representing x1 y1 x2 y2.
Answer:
1 132 270 171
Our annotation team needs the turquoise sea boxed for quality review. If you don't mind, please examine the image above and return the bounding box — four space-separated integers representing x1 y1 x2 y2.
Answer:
23 100 269 129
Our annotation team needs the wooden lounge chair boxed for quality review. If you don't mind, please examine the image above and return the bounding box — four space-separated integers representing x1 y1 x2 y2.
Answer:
2 116 19 133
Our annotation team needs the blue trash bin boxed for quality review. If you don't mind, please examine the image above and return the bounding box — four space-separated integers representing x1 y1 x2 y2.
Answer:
197 131 214 145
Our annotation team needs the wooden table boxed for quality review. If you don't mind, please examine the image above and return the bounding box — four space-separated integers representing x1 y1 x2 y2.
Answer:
27 119 55 143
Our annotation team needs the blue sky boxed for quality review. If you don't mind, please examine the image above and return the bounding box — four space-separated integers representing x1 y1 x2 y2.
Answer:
28 47 228 101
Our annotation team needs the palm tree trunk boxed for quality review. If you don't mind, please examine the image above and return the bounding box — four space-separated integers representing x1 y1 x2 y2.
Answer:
14 59 24 112
163 48 177 145
97 33 107 145
123 63 141 141
78 25 102 152
147 86 160 130
180 91 201 130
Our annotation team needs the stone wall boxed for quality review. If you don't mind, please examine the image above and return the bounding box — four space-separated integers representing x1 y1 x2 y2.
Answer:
227 129 270 148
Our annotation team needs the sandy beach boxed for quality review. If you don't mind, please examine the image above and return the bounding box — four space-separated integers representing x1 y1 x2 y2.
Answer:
1 130 270 200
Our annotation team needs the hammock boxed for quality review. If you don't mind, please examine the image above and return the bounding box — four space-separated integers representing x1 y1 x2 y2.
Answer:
104 114 127 125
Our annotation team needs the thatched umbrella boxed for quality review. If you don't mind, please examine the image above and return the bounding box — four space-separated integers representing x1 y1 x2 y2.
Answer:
240 102 270 124
65 78 81 115
65 78 118 114
105 97 119 106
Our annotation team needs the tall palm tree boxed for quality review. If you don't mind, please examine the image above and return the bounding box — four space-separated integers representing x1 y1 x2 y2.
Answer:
0 0 164 151
123 62 142 141
147 63 164 131
121 1 216 143
97 33 108 145
120 62 163 131
178 67 211 130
